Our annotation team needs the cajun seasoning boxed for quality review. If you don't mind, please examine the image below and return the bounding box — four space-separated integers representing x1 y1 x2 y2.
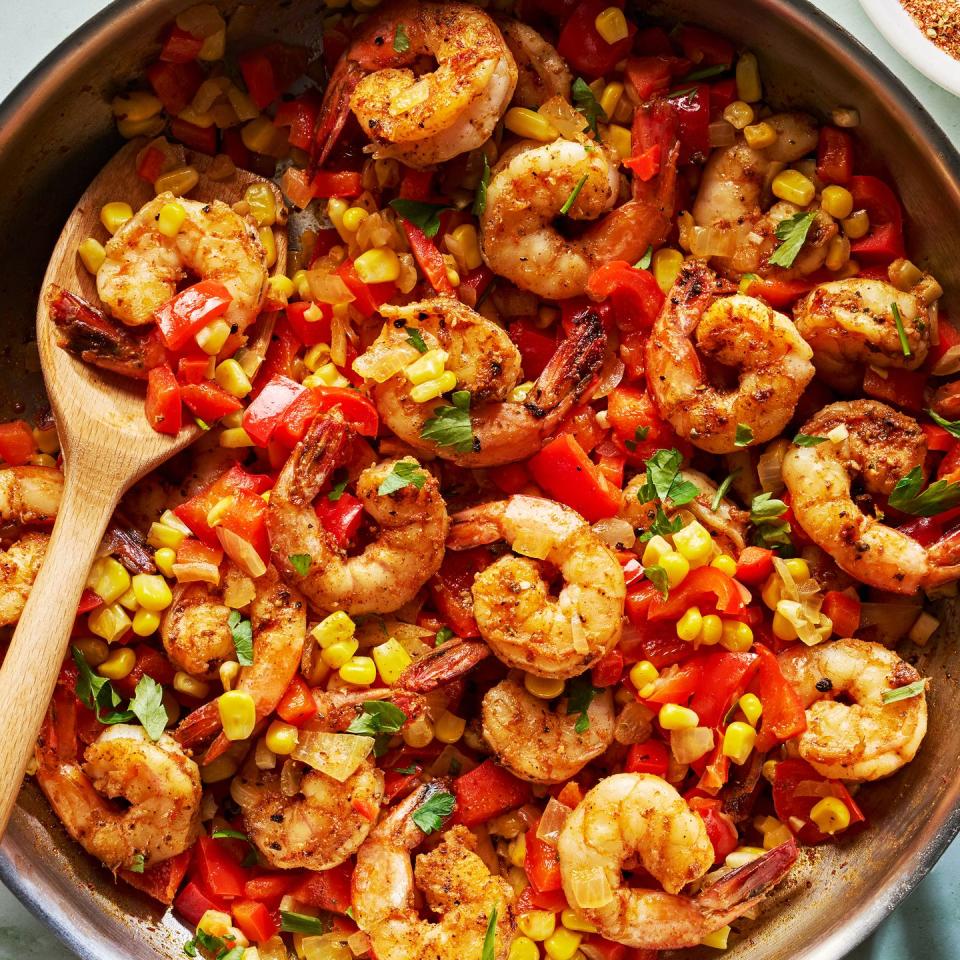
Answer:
902 0 960 60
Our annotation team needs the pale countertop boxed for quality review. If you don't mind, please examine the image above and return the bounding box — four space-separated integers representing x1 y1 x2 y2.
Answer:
0 1 959 958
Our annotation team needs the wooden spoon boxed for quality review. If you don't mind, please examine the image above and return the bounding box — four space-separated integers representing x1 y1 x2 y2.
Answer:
0 138 287 837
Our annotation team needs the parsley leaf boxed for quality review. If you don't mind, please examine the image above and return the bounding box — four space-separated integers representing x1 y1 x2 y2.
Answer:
639 449 699 506
130 675 167 741
327 470 349 502
793 433 828 447
406 327 428 353
281 911 334 935
211 828 249 842
881 679 926 704
638 506 683 543
643 564 670 599
623 425 650 452
220 950 244 960
393 22 410 53
752 519 792 550
435 626 455 645
734 423 754 447
928 409 960 439
228 610 254 666
71 647 133 725
711 470 739 512
346 701 407 737
184 929 234 959
750 493 792 549
412 790 456 834
566 676 599 733
768 211 816 269
394 764 418 775
892 301 911 357
288 553 312 576
636 245 653 270
560 174 589 216
482 908 498 960
750 492 788 522
389 199 449 238
378 460 427 496
473 153 491 216
129 853 145 874
887 466 960 516
572 77 606 135
680 63 729 82
421 390 474 452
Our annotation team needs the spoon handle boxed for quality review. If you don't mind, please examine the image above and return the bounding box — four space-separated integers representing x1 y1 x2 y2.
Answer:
0 473 116 836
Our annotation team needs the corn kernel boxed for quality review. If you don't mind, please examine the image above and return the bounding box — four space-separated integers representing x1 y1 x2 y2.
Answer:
241 116 289 157
340 655 377 686
157 202 187 239
117 115 166 139
372 638 413 685
292 269 311 300
761 574 782 611
27 454 56 468
560 910 596 934
267 275 295 302
303 363 350 389
738 693 763 726
504 107 558 142
112 90 163 122
508 833 527 868
525 673 566 699
131 573 173 612
260 226 277 269
32 425 59 454
304 343 332 372
725 846 766 869
435 710 467 743
641 534 672 567
772 169 816 207
132 608 161 637
73 637 109 667
402 715 434 748
410 371 458 403
405 350 449 387
219 690 257 741
244 182 278 227
174 672 210 699
594 6 628 43
673 520 713 567
604 123 633 160
722 100 754 130
676 606 703 643
450 224 483 271
220 660 240 691
701 925 731 950
100 201 133 235
599 81 625 118
196 319 232 356
722 721 757 765
711 554 737 577
154 547 177 578
518 911 556 942
820 185 854 220
266 720 300 755
721 620 753 652
735 52 762 102
509 936 539 960
355 247 401 284
543 926 582 960
313 611 356 648
842 209 870 239
810 796 851 835
215 359 253 399
783 558 810 581
322 638 360 669
154 165 199 196
628 661 658 692
78 238 106 274
206 495 235 529
825 234 851 272
695 614 721 647
658 703 699 730
771 607 798 642
659 551 690 588
762 820 794 849
119 588 139 612
509 381 536 403
743 121 777 149
87 556 131 605
342 206 370 233
98 647 136 680
651 247 684 294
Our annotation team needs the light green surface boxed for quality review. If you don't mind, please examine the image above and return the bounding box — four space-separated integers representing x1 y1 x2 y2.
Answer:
0 0 958 957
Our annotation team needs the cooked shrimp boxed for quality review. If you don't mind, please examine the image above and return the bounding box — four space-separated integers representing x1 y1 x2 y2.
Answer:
0 532 49 627
353 782 516 960
481 673 615 784
497 20 571 107
481 136 672 299
783 400 960 593
0 465 63 524
314 1 517 169
268 413 449 614
97 193 267 330
367 297 605 466
161 580 234 679
646 260 815 453
448 495 625 678
557 773 798 949
777 637 927 780
794 278 930 392
35 722 201 872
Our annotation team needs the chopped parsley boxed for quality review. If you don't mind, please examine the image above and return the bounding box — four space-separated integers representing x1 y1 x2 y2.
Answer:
560 174 589 216
572 77 606 135
566 676 600 733
887 466 960 516
129 676 167 741
643 564 670 600
768 211 816 269
421 390 475 452
394 764 418 776
638 507 683 543
393 22 410 53
881 679 926 704
473 153 491 216
388 199 449 238
346 701 407 737
183 929 237 959
435 626 455 645
711 470 739 511
71 647 133 725
406 327 428 353
327 470 349 502
211 828 249 842
128 853 145 874
639 448 700 506
378 460 427 496
413 790 456 834
623 425 650 452
749 492 791 549
793 433 829 447
891 301 911 357
288 553 312 576
928 409 960 439
750 492 789 522
734 423 754 447
482 908 498 960
228 610 254 666
636 245 653 270
281 911 334 935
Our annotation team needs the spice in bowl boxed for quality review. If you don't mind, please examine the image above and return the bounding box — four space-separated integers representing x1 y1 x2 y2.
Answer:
901 0 960 60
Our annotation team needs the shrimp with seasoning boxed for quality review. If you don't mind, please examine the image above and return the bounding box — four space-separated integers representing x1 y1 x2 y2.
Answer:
777 637 927 780
646 259 814 453
352 781 516 960
482 672 615 784
268 412 449 614
557 773 798 950
313 1 517 169
447 495 625 678
97 192 267 331
794 278 930 392
365 297 605 466
783 399 960 593
497 20 571 108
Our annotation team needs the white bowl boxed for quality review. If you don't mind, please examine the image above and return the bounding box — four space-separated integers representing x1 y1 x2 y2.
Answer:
860 0 960 96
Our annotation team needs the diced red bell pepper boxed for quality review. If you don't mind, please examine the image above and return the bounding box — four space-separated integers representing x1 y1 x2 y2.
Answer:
122 849 190 905
232 899 279 943
557 0 637 78
243 375 306 446
243 872 298 904
453 759 533 827
647 567 746 621
525 820 562 893
643 659 703 706
938 442 960 483
635 26 674 55
688 651 760 728
159 24 203 63
625 739 669 777
772 758 865 844
316 491 364 547
528 433 620 523
922 423 954 452
606 387 679 464
458 265 494 308
154 280 232 351
177 356 210 385
591 650 624 687
927 315 960 371
176 538 224 567
273 91 322 151
687 796 738 862
401 221 453 295
180 382 243 423
115 644 176 699
587 261 665 333
194 835 249 898
277 675 318 726
145 364 182 436
822 591 860 638
311 386 379 437
145 59 204 115
492 461 532 496
218 490 271 563
624 56 673 101
174 463 272 548
136 141 169 184
428 547 494 638
671 84 711 164
848 175 905 264
515 886 569 916
508 319 559 380
238 43 309 109
285 300 332 348
293 862 354 913
270 388 323 449
624 580 660 625
221 126 252 170
677 25 735 67
174 879 230 926
596 451 625 489
816 126 854 185
752 644 807 752
739 274 817 309
169 116 217 155
336 260 396 319
77 588 103 614
622 144 661 182
0 420 36 466
311 169 363 199
735 546 774 585
709 77 737 115
863 365 925 413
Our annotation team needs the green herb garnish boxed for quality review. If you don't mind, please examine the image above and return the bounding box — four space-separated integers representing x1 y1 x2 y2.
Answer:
378 460 427 496
793 433 829 447
281 912 334 935
572 77 606 135
473 153 491 216
228 610 254 666
412 790 456 834
638 448 699 507
393 22 410 53
388 199 449 238
887 466 960 516
435 626 455 645
734 423 754 447
643 564 670 599
566 676 599 733
128 853 145 874
129 675 167 741
346 701 407 737
891 301 911 358
711 470 739 512
768 211 816 269
636 246 653 270
71 647 133 725
288 553 312 576
482 908 498 960
421 390 474 452
882 679 926 704
928 409 960 439
560 174 589 216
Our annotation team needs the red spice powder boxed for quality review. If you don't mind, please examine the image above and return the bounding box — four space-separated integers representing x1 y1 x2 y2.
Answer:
901 0 960 60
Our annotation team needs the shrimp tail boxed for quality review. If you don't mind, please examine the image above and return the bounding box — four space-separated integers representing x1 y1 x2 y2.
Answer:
446 501 508 549
398 638 491 692
288 411 350 506
696 839 798 926
175 700 222 749
311 56 364 173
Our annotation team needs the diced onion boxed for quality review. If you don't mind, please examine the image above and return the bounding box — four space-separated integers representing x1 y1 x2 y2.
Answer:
592 517 636 550
569 866 615 909
708 120 736 147
536 798 570 847
593 352 625 399
330 311 349 368
229 773 260 808
429 745 478 777
217 527 267 579
614 702 654 745
255 737 277 770
932 345 960 377
353 337 421 383
223 572 256 609
172 560 220 585
831 106 860 128
858 601 921 645
569 606 590 655
909 611 940 646
291 730 374 782
538 95 589 139
671 726 715 764
307 270 355 305
280 758 303 797
347 931 372 957
757 439 788 493
773 557 831 646
690 225 738 258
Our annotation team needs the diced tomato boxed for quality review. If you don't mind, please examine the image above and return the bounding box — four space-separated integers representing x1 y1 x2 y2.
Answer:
169 116 217 155
623 56 673 101
145 364 182 436
687 651 760 728
772 758 865 844
625 739 669 777
243 872 297 904
591 650 624 687
528 433 620 523
292 862 354 913
154 280 232 351
0 420 36 466
243 375 306 446
115 644 176 699
317 491 364 547
671 84 711 164
816 126 854 185
752 644 807 752
194 835 249 898
525 821 562 892
515 886 569 915
122 849 190 905
180 382 243 422
863 365 925 413
556 0 637 78
586 261 665 333
312 169 363 199
677 25 734 66
822 591 860 638
848 175 905 264
273 91 322 151
647 567 746 621
277 675 318 726
735 546 774 585
336 260 396 319
453 760 533 827
176 538 224 566
311 386 379 437
428 548 493 638
508 319 559 380
146 59 204 114
232 899 279 943
238 43 309 109
159 23 203 62
402 221 453 295
643 659 703 706
174 463 272 548
687 796 738 862
174 879 229 926
739 274 816 309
